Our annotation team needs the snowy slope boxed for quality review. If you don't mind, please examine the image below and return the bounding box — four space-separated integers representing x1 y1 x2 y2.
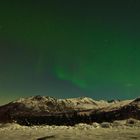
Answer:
12 95 110 112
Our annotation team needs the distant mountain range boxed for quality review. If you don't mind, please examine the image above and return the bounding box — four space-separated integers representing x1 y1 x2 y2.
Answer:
0 95 139 126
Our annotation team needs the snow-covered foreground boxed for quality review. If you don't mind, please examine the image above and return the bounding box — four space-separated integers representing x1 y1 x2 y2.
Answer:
0 122 140 140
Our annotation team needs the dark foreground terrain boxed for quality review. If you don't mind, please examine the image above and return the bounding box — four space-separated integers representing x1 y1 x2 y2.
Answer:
0 121 140 140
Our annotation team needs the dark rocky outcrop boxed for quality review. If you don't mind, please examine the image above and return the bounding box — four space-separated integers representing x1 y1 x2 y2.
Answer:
37 135 55 140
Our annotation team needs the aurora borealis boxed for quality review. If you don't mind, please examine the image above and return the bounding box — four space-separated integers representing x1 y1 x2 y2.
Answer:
0 0 140 104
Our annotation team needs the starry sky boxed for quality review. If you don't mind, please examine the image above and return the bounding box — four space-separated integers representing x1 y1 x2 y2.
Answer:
0 0 140 104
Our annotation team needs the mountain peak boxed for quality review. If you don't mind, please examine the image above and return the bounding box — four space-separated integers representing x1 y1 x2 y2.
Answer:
32 95 45 100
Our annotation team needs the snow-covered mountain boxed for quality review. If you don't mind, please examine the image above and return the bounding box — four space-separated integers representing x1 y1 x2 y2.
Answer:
91 97 140 123
0 95 139 125
10 95 115 113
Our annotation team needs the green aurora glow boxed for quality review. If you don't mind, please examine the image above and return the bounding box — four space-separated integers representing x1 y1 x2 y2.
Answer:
0 0 140 104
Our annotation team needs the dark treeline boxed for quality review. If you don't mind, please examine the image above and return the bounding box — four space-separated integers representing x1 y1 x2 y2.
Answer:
13 113 93 126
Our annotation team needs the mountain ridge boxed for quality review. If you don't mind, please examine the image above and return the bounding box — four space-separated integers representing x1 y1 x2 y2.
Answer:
0 95 139 125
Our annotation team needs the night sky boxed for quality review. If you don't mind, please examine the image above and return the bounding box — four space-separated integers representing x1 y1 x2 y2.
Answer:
0 0 140 104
